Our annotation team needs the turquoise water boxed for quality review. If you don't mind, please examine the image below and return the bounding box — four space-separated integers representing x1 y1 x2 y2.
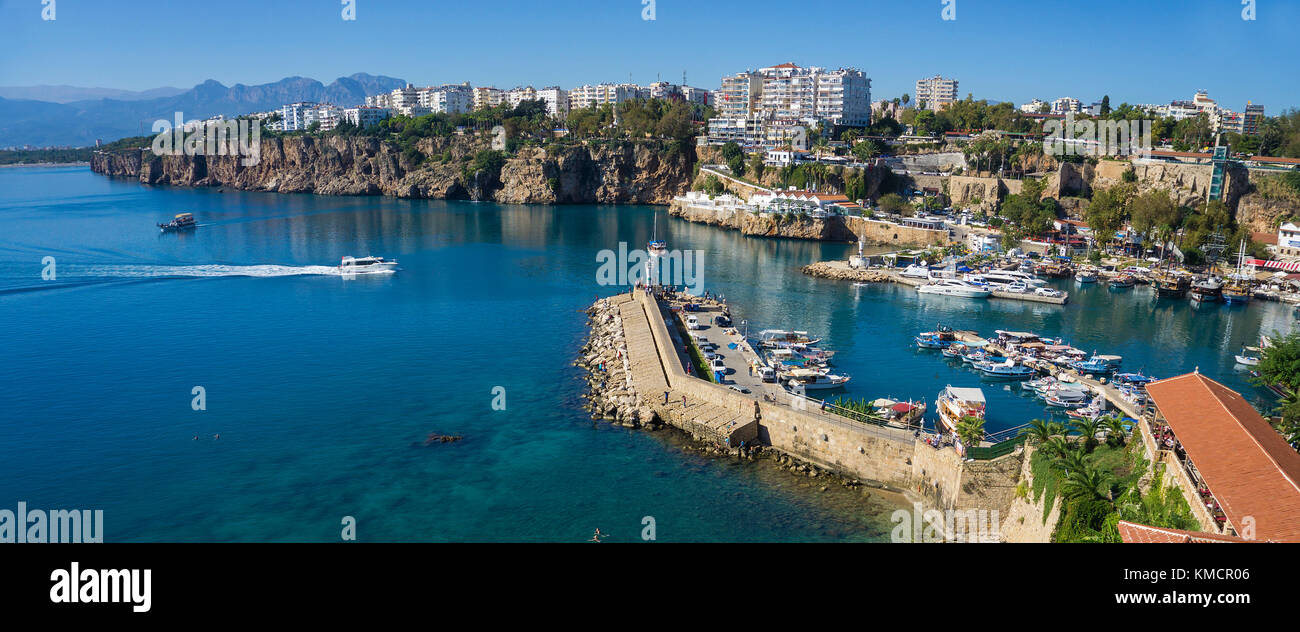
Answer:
0 166 1288 542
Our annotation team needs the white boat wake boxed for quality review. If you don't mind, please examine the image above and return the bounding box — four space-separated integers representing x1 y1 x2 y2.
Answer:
72 264 393 278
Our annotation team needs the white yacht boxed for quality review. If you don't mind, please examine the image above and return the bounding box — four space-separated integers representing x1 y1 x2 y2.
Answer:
917 278 992 298
340 256 399 273
784 368 850 391
965 270 1045 288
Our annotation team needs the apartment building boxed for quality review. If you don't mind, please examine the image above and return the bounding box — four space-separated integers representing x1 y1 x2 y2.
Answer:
567 83 641 110
388 84 422 116
473 87 505 110
1019 98 1048 114
343 106 392 128
1244 103 1265 136
417 83 473 114
914 75 958 111
718 72 764 118
532 87 569 117
1051 97 1082 114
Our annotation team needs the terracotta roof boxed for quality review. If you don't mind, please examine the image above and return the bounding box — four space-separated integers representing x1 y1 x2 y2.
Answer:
1145 373 1300 542
1116 521 1257 543
1249 155 1300 165
1149 150 1213 159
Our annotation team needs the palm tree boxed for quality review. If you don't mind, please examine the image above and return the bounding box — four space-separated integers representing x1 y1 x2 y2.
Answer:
1070 417 1106 453
1020 418 1055 445
956 415 986 451
1102 416 1128 447
1061 464 1110 503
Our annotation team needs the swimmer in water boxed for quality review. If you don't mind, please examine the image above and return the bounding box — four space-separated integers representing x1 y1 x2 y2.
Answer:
589 528 606 543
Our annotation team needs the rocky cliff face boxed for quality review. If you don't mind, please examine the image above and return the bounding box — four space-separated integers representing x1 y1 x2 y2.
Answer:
668 203 857 241
90 136 693 205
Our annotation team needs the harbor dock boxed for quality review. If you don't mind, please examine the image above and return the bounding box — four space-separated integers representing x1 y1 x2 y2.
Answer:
801 261 1068 305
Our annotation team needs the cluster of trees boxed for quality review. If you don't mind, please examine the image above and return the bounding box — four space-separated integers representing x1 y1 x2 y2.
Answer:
1253 332 1300 452
0 135 154 165
1084 185 1266 264
1020 418 1199 542
898 97 1041 137
995 177 1058 249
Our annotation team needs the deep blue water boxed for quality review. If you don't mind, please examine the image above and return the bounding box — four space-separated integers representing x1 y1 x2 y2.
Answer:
0 166 1289 542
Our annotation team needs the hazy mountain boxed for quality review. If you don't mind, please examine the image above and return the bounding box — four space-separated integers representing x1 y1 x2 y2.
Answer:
0 73 407 148
0 85 187 103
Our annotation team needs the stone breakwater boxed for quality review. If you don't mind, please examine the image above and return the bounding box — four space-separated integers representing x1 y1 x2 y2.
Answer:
577 297 661 430
801 261 894 283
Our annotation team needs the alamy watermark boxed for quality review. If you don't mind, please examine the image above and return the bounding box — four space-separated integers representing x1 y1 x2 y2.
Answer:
1042 112 1153 159
941 0 956 21
890 502 1001 542
342 0 356 21
151 112 261 167
595 242 704 294
1 501 103 543
1242 0 1256 20
641 0 655 21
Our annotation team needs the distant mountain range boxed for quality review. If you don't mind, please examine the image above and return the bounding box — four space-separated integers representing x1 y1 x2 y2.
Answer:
0 73 407 148
0 85 188 103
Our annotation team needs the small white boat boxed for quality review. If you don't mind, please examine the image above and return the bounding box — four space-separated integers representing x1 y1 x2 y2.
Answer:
1235 354 1260 366
917 279 992 299
340 256 398 273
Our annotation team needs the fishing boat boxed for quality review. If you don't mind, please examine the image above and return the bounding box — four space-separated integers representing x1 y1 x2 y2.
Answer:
1073 354 1122 375
1066 398 1106 420
1023 376 1058 394
935 385 986 435
915 326 957 349
1152 273 1190 299
1108 275 1136 290
1234 348 1260 366
872 398 928 428
1189 277 1223 303
339 256 399 273
977 359 1038 380
158 212 197 233
1074 269 1099 284
917 278 991 298
1044 388 1091 409
941 342 967 359
1113 372 1156 386
784 368 850 391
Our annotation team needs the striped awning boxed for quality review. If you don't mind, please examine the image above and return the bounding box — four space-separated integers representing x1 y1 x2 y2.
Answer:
1247 258 1300 272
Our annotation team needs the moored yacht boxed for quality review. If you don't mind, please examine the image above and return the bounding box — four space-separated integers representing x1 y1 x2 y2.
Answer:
917 278 991 298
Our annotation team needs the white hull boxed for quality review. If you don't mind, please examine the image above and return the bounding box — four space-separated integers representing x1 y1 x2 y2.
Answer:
918 285 991 298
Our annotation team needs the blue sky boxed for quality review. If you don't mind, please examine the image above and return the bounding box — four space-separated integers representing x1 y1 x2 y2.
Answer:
1 0 1296 111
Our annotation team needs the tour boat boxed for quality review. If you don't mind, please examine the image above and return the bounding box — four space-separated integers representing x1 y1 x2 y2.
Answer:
1190 277 1223 303
158 212 197 233
1222 282 1251 304
758 330 821 348
1152 273 1190 299
936 386 986 435
917 279 991 299
339 256 399 273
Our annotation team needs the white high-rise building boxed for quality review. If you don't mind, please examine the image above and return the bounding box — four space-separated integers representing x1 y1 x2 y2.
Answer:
1051 97 1082 114
720 63 869 127
914 75 959 111
389 83 422 116
567 83 641 110
343 106 391 128
532 87 569 117
417 83 473 114
473 87 505 110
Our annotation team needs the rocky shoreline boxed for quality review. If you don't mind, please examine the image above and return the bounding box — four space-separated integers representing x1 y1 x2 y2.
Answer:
801 261 895 283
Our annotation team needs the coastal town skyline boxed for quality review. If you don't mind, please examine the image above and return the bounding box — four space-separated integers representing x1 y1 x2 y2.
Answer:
1 0 1297 111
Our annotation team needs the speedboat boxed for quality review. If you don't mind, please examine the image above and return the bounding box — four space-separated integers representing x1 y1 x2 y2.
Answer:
339 256 399 273
158 212 197 233
917 279 991 299
758 330 821 348
1113 372 1156 386
935 385 986 435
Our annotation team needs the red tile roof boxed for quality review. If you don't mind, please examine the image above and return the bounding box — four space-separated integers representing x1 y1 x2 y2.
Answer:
1249 155 1300 165
1145 373 1300 542
1116 521 1257 543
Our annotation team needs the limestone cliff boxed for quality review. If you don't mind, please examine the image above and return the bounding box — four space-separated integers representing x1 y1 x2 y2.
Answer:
89 136 693 205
